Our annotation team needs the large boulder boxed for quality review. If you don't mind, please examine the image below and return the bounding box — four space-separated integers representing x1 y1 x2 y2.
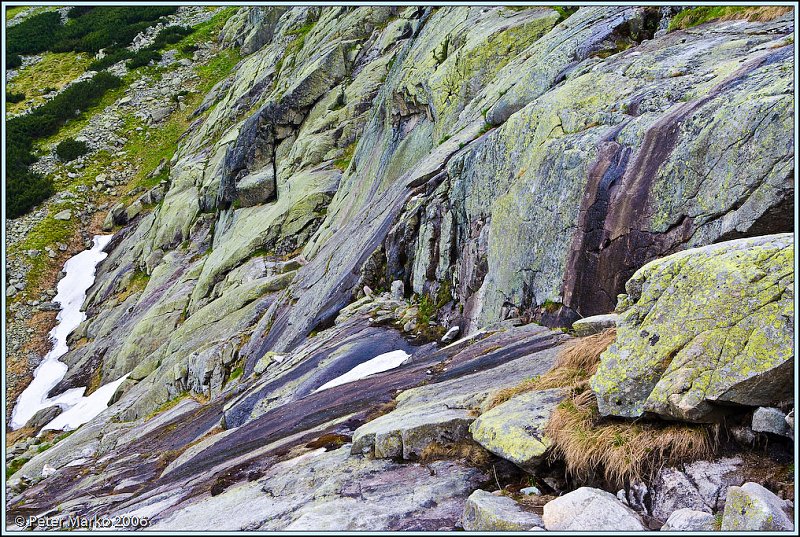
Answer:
24 406 63 432
469 388 565 470
591 234 793 422
543 487 646 531
721 482 794 531
461 490 544 531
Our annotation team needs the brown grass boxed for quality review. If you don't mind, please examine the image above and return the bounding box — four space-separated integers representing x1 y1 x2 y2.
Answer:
419 440 493 467
719 6 793 22
6 427 36 447
670 6 793 31
305 433 351 450
364 399 398 422
545 391 715 488
485 329 617 409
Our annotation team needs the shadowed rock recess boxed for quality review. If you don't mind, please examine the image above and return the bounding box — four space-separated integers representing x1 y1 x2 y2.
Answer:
5 6 795 531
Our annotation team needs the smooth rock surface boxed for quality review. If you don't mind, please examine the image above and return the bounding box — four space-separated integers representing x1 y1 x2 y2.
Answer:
572 313 618 337
660 508 717 531
543 487 646 531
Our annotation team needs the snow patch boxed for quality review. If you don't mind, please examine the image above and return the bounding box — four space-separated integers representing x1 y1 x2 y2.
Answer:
314 350 410 392
10 235 126 431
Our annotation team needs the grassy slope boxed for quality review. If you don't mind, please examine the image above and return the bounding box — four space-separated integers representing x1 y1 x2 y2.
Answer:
7 52 93 115
9 8 241 300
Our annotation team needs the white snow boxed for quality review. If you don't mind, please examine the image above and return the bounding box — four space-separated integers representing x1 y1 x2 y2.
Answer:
313 349 410 393
42 373 130 431
10 235 126 431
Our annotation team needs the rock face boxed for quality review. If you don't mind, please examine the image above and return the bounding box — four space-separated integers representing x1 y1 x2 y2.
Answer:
542 487 646 531
469 388 565 470
461 490 544 531
721 482 794 531
5 5 796 532
592 234 794 422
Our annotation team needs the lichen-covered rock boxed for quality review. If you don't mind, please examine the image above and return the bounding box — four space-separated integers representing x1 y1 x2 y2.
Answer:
660 508 717 531
591 234 794 422
461 490 544 531
469 388 564 470
721 482 794 531
543 487 646 531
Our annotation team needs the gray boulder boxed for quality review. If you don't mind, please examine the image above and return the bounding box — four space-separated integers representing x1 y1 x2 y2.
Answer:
235 168 276 207
752 407 792 437
461 490 544 531
660 508 717 531
571 313 618 337
391 280 405 300
721 482 793 531
543 487 646 531
24 405 63 432
53 209 72 221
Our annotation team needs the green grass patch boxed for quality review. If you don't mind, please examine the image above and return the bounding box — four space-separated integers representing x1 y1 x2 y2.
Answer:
228 365 244 381
181 6 238 49
145 392 190 421
6 51 93 115
669 6 793 31
553 6 579 23
195 47 242 94
6 457 31 478
6 6 32 19
333 141 357 171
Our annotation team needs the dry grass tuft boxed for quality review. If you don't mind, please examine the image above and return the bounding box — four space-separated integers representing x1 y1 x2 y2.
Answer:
483 327 715 488
486 376 541 409
536 328 617 391
364 399 398 422
545 391 715 487
719 6 793 22
6 427 36 447
419 440 493 467
485 329 617 409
